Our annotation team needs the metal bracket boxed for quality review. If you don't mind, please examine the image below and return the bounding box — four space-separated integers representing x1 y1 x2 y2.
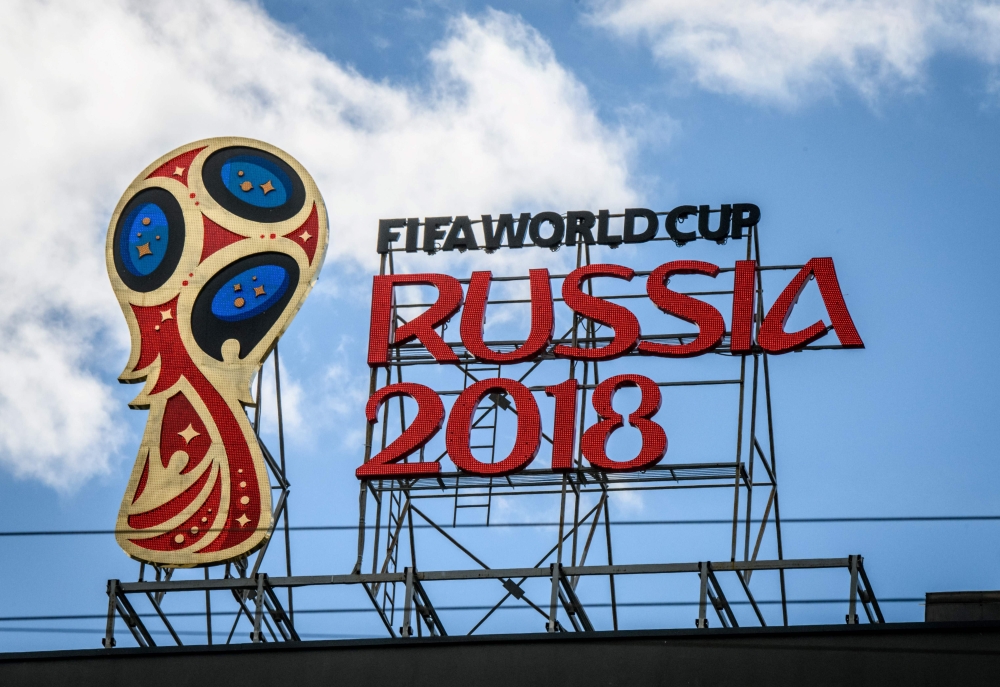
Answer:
696 562 709 628
401 566 415 637
847 554 860 625
252 573 266 642
547 562 561 632
104 579 155 649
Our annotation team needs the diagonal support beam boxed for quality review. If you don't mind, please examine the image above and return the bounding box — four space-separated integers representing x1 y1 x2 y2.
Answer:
362 581 397 637
145 591 183 645
857 556 885 623
707 565 738 628
558 564 594 631
412 577 447 636
263 581 300 641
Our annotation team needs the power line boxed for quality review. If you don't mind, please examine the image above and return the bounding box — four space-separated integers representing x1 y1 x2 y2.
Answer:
1 515 999 538
0 598 924 625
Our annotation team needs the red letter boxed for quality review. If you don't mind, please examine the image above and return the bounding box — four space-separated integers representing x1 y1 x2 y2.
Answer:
639 260 725 358
545 379 578 471
356 383 443 478
730 260 756 353
460 269 553 363
446 378 541 476
368 273 463 366
553 264 640 361
580 375 666 472
758 258 864 354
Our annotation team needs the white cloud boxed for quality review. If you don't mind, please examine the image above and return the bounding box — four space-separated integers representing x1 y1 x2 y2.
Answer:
589 0 1000 104
0 322 123 490
0 1 636 490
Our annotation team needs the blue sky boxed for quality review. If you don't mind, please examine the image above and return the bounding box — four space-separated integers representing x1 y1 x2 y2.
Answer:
2 0 1000 650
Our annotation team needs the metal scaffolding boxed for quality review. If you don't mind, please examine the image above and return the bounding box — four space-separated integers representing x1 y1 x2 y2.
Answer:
103 220 884 647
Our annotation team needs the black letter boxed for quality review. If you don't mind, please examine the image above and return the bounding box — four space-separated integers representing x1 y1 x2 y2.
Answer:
442 216 479 252
566 211 597 246
623 208 658 243
483 213 530 250
529 212 565 248
405 217 419 253
597 209 622 247
423 216 452 253
698 205 731 243
377 218 405 254
730 203 760 240
666 206 697 244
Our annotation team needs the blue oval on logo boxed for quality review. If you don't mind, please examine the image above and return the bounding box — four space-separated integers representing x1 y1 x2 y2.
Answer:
210 265 291 322
119 203 169 277
220 155 291 208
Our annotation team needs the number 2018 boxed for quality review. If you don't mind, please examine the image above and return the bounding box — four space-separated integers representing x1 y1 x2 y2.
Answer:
356 374 667 479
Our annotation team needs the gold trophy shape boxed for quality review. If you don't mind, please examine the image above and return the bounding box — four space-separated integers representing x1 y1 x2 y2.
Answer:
106 138 328 567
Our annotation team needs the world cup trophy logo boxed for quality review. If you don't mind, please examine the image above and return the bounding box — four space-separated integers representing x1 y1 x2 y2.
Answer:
106 138 328 567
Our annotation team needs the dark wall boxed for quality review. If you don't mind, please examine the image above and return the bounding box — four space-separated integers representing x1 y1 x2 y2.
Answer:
926 592 1000 622
3 622 999 687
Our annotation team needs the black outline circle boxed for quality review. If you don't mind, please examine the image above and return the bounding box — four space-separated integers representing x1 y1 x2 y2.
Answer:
201 146 306 223
112 188 186 293
191 252 301 362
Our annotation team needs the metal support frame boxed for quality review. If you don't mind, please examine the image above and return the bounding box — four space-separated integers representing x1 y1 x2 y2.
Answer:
104 223 884 646
351 224 829 637
104 344 298 649
102 557 879 644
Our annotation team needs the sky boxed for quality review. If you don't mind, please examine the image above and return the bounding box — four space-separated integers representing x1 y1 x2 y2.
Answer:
1 0 1000 651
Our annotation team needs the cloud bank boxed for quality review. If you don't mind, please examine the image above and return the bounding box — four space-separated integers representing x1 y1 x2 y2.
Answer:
0 0 635 490
589 0 1000 104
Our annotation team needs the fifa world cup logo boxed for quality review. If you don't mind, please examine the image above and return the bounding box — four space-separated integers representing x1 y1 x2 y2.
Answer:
107 138 328 567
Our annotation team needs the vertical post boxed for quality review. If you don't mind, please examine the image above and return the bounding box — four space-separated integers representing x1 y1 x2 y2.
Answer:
370 484 383 575
731 226 754 563
731 356 746 561
744 354 759 560
407 502 418 572
253 358 264 436
603 497 618 631
553 236 577 636
252 574 265 643
274 344 293 622
103 579 118 648
568 241 584 569
205 567 213 645
548 563 562 632
762 353 788 626
550 472 570 632
354 252 386 574
697 562 709 629
754 226 788 627
848 555 860 624
401 566 414 637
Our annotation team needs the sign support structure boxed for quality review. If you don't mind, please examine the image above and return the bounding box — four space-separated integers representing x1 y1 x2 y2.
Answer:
348 217 881 637
103 344 298 647
103 216 885 647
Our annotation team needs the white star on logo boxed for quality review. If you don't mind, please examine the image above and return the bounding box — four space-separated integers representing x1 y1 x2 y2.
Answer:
178 424 200 444
236 514 250 527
